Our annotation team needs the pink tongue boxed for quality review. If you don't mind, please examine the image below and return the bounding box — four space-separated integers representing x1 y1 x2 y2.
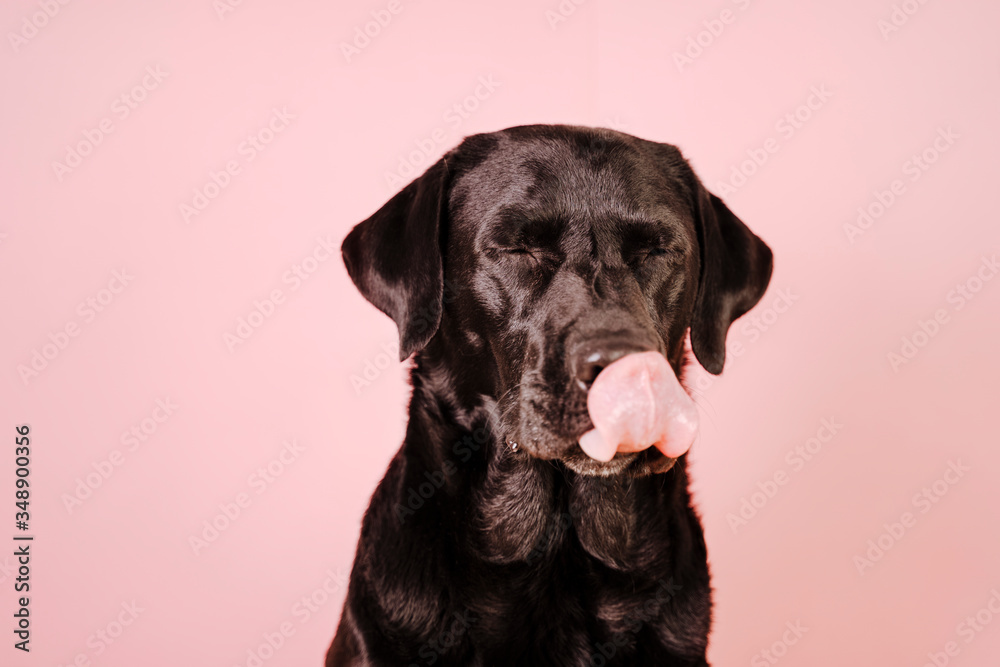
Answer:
578 351 698 463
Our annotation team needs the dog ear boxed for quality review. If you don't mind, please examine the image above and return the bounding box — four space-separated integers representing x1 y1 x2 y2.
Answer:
690 183 773 375
341 158 449 361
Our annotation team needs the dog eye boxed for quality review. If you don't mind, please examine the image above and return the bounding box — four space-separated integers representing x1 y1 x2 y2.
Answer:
635 247 669 262
491 246 543 258
487 246 562 268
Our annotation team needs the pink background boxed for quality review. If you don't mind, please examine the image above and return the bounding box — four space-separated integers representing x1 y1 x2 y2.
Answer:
2 1 999 665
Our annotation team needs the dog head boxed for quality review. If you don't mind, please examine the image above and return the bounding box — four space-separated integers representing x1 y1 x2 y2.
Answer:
343 125 772 476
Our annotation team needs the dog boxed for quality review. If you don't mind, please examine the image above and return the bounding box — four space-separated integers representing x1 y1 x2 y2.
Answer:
328 124 773 666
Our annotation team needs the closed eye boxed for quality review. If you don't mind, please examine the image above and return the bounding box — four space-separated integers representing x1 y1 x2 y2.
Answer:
486 246 563 266
632 246 671 263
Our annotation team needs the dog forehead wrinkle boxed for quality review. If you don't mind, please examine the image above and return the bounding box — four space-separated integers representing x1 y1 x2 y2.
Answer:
470 271 509 317
458 136 644 243
659 271 687 310
538 164 634 224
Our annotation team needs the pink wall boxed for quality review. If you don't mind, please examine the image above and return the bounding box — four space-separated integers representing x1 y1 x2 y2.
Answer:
2 1 998 665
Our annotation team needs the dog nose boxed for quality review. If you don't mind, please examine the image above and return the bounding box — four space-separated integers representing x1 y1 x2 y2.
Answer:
573 344 647 390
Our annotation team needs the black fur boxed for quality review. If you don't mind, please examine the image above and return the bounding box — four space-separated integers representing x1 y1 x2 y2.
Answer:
329 125 773 666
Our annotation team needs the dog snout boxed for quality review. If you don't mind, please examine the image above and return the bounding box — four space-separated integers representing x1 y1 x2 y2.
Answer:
571 338 657 391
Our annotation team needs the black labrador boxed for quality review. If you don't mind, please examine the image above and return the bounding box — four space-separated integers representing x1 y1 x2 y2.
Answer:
329 125 772 666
